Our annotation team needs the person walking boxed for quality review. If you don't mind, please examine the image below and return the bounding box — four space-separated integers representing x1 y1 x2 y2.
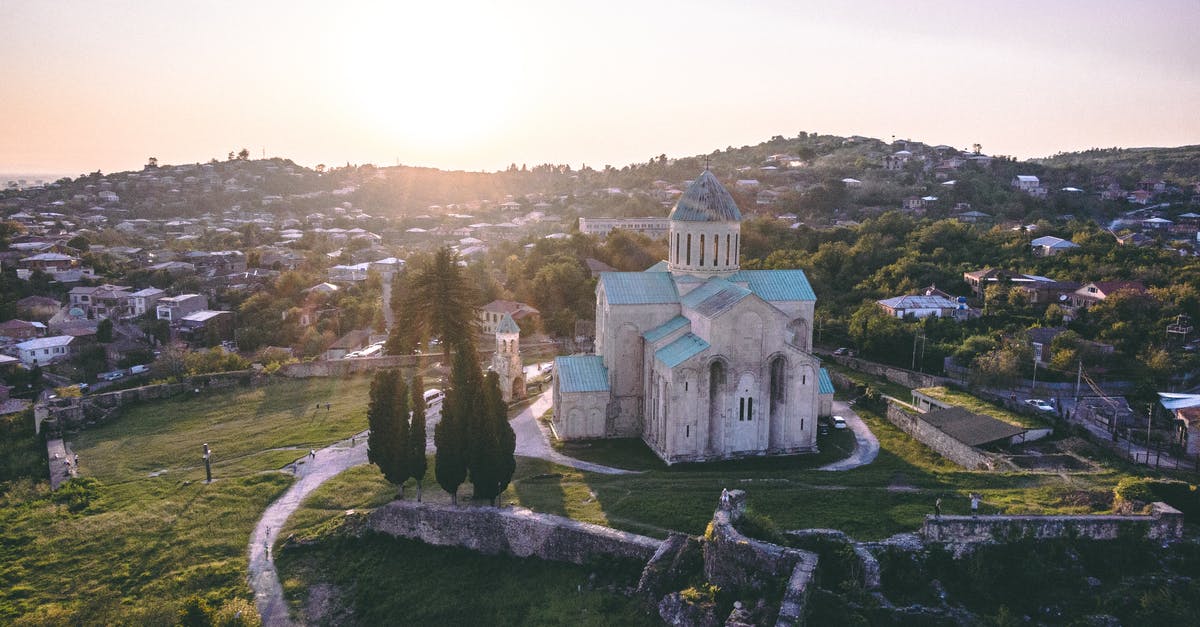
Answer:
970 493 980 516
309 449 315 459
934 496 943 518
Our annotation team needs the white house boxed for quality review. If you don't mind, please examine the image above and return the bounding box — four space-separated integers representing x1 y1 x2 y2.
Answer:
15 335 74 366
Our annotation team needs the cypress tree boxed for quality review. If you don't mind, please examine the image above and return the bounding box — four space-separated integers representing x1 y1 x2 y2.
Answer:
367 370 402 487
470 371 517 506
436 343 477 505
393 373 411 499
407 374 428 501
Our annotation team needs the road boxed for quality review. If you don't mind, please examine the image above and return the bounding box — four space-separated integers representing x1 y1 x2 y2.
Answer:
818 400 880 471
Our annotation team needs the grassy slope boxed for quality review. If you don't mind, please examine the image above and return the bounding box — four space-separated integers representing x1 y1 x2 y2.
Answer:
0 376 372 623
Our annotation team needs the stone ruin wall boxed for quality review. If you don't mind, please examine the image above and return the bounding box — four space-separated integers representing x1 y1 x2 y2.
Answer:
922 501 1184 544
367 499 662 565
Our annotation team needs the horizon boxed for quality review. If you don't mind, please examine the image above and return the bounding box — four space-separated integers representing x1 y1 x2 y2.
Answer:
3 1 1198 176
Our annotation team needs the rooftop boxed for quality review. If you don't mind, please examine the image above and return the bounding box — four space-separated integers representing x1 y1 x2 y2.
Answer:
655 333 710 368
668 170 742 223
555 355 610 393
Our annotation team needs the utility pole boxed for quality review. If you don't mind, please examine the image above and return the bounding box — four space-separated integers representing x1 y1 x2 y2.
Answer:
1031 356 1038 397
1074 361 1082 402
203 443 212 483
1145 404 1154 465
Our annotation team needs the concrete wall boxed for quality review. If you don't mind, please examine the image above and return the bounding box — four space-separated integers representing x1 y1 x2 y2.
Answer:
885 402 994 470
367 500 663 566
922 502 1184 544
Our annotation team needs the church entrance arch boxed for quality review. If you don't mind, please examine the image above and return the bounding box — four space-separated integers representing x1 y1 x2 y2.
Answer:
512 376 524 401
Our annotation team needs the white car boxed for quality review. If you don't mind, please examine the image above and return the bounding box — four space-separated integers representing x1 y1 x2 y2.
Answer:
832 415 847 430
1025 399 1055 412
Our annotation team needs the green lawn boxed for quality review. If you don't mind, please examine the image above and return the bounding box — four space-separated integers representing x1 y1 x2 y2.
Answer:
0 375 373 624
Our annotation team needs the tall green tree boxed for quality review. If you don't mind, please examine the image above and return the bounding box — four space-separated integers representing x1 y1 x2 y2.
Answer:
435 343 476 505
388 247 479 359
367 370 410 497
96 318 113 343
407 374 428 501
468 371 516 506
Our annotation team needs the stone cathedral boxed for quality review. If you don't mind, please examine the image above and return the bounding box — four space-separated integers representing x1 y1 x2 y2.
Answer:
553 170 833 464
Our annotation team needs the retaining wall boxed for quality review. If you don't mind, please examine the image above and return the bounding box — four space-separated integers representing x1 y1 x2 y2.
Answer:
827 355 953 390
35 369 259 435
922 502 1184 544
367 500 663 565
885 403 994 470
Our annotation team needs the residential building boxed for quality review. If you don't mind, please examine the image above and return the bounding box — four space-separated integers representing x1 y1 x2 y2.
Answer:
1030 235 1080 257
157 294 208 322
128 288 166 317
478 300 540 334
14 335 74 366
1069 281 1147 310
578 217 671 240
876 294 964 319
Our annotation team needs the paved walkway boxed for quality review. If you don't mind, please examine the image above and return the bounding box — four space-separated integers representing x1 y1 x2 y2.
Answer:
47 438 77 490
818 400 880 471
511 392 639 475
248 431 369 627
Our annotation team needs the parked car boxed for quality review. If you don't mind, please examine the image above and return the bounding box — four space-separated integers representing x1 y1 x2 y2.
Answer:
99 370 124 382
832 415 847 430
833 347 849 355
129 364 150 375
1024 399 1055 412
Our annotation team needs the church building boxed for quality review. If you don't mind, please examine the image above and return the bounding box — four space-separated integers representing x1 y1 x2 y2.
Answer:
553 170 833 464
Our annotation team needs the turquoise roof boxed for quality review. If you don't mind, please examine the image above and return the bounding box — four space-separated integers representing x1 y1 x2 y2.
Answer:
680 277 752 318
655 333 710 368
643 316 689 343
668 170 742 222
495 312 520 334
818 368 835 395
644 260 669 272
729 269 816 302
555 355 609 393
600 272 679 305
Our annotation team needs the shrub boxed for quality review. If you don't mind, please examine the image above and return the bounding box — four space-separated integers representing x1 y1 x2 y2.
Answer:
1114 477 1200 518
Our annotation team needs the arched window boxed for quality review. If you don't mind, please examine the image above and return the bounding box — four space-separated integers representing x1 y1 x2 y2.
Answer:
699 234 705 266
675 233 680 264
686 233 692 265
725 234 731 265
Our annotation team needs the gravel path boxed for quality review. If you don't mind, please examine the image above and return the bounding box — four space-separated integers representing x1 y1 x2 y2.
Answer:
248 432 369 627
818 400 880 471
511 392 639 475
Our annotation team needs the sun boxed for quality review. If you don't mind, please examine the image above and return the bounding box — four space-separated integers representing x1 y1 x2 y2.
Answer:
339 10 522 146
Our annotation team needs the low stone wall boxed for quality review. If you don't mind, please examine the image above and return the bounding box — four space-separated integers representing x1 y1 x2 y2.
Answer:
367 500 662 565
35 369 258 435
280 349 499 378
922 502 1184 544
705 490 819 627
827 355 952 391
885 402 994 470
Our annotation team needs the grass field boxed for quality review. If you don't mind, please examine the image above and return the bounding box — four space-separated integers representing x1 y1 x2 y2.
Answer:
0 369 1156 623
0 375 373 624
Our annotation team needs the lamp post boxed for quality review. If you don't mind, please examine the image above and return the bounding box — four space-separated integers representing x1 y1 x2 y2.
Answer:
203 443 212 483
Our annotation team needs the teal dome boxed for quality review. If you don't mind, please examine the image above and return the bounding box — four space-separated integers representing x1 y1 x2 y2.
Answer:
668 170 742 222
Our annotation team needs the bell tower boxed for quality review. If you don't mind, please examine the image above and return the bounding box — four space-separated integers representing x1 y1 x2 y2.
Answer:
492 313 525 403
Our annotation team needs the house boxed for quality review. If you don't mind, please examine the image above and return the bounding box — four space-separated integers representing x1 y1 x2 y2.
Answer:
1158 393 1200 456
68 284 133 319
328 262 371 283
883 150 911 171
553 171 831 464
128 288 166 317
876 294 963 320
956 210 993 224
304 282 340 295
0 319 46 342
323 329 372 360
578 217 671 240
1030 236 1080 257
962 268 1055 297
177 310 235 345
15 295 62 321
478 300 540 334
1013 280 1080 306
1027 327 1113 364
14 335 74 366
1012 175 1041 193
1069 281 1147 310
156 294 208 322
585 258 617 278
16 252 84 279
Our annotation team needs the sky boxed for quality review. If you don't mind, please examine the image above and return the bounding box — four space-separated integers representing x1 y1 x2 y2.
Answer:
2 0 1198 176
